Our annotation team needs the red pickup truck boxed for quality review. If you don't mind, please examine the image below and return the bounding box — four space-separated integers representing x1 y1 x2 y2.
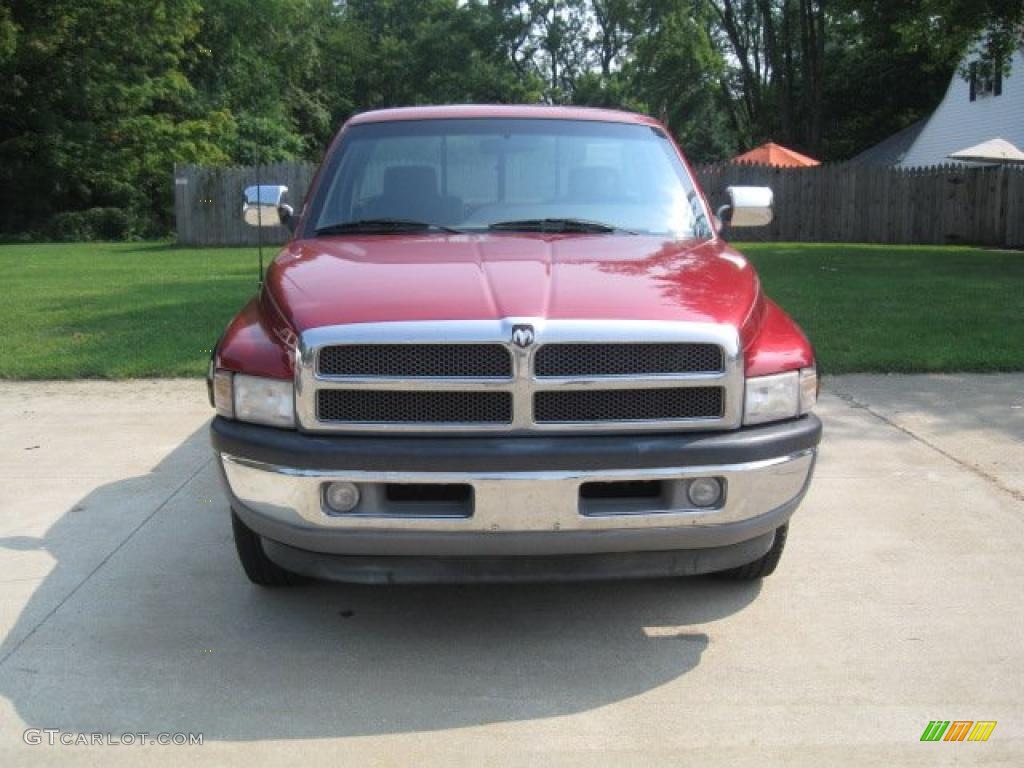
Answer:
208 105 821 587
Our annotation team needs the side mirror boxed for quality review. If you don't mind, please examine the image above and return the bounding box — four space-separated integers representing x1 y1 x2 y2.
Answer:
717 186 773 228
243 185 295 231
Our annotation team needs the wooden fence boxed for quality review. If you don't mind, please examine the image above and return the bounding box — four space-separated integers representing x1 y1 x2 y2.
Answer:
174 161 1024 247
174 162 316 247
695 162 1024 247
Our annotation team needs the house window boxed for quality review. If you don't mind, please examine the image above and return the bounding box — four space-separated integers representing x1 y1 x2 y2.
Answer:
970 60 1003 101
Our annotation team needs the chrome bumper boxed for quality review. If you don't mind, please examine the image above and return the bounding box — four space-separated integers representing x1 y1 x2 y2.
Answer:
220 449 815 537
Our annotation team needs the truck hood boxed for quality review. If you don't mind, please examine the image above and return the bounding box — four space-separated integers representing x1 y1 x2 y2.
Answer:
265 233 762 335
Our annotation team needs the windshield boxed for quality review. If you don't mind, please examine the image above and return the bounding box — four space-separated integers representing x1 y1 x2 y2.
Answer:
309 118 713 238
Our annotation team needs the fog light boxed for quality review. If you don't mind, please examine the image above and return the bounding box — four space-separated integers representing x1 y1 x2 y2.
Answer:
325 482 361 514
687 477 723 508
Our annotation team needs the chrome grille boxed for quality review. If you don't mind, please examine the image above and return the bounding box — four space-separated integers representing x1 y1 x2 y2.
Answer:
535 343 723 377
318 344 511 378
296 319 744 434
317 390 512 424
534 387 724 423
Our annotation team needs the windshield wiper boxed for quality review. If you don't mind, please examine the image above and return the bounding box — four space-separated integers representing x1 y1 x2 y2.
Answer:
487 218 638 234
315 218 464 236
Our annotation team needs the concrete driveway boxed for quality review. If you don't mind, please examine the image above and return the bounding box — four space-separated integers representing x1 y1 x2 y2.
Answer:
0 375 1021 766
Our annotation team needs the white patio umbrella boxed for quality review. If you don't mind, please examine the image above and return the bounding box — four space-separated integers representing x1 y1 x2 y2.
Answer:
948 138 1024 164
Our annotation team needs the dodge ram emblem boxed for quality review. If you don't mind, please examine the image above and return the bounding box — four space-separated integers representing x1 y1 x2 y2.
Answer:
511 324 535 348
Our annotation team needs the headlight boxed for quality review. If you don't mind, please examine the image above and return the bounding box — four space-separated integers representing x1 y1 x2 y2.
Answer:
211 370 295 428
234 374 295 428
743 366 817 425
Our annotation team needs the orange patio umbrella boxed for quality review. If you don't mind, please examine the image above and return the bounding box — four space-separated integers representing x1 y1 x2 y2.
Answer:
732 142 820 168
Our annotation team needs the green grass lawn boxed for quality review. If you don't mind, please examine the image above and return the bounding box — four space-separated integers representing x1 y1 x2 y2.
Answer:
738 242 1024 374
0 241 1021 379
0 242 258 378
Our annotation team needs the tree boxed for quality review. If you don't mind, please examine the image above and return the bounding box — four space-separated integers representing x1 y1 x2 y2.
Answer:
888 0 1024 74
705 0 826 154
629 1 738 160
2 0 1022 238
0 0 231 236
0 6 15 65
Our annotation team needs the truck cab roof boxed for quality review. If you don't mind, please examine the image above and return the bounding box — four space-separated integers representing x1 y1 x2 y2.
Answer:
346 104 663 127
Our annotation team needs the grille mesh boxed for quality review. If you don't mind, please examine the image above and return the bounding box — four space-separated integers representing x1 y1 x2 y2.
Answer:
318 344 512 378
534 387 724 423
317 390 512 424
534 343 723 377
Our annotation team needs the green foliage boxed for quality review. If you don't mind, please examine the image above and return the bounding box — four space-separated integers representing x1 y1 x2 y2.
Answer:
0 0 222 237
887 0 1024 74
47 208 133 242
337 0 545 109
627 3 737 161
0 6 15 64
1 0 1020 239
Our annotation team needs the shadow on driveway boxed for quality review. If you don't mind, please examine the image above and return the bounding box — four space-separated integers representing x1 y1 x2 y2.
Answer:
0 425 760 741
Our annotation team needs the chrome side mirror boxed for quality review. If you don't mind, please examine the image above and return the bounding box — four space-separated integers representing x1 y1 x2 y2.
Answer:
717 186 773 228
243 185 294 230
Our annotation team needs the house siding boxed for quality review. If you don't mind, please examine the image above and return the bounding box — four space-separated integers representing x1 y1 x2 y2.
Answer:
900 48 1024 167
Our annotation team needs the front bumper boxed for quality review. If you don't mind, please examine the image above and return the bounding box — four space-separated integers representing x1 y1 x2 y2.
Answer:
211 415 820 579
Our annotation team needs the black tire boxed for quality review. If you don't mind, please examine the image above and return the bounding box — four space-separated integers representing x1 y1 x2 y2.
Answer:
231 510 306 587
715 524 788 580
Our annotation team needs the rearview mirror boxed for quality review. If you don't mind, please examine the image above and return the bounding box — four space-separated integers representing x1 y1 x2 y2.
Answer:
243 185 294 230
717 186 773 228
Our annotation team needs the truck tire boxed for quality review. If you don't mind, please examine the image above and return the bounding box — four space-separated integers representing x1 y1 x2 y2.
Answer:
715 524 788 580
231 510 306 587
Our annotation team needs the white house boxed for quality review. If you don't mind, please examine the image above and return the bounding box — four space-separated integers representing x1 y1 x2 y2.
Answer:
855 45 1024 167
